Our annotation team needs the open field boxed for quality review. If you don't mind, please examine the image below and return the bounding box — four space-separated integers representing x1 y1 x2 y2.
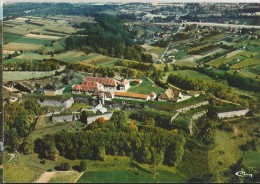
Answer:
4 43 43 51
172 60 198 68
44 25 77 34
79 54 119 67
15 52 51 61
38 41 64 54
54 51 92 63
48 171 82 183
77 169 186 183
4 163 44 183
127 77 165 95
164 70 214 82
25 34 63 40
230 58 260 69
3 71 55 82
3 27 29 35
244 150 260 168
206 50 256 67
3 32 24 44
142 44 164 59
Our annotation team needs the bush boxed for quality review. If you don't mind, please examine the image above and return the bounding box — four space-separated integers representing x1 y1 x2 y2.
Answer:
59 162 70 171
79 161 87 172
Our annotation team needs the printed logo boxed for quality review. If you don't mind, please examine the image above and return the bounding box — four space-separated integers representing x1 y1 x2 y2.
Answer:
235 171 253 178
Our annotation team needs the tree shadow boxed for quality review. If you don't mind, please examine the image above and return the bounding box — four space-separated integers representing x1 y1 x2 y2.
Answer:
130 162 152 175
72 165 80 172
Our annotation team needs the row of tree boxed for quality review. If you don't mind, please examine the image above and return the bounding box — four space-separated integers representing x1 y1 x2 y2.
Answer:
35 111 186 168
3 61 59 71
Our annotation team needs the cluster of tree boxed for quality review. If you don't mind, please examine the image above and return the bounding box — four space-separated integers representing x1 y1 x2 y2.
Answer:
3 61 59 71
172 33 190 42
115 60 156 72
65 15 152 62
66 62 143 78
227 72 260 93
4 100 40 152
151 39 168 47
130 110 173 130
188 44 219 55
4 3 119 17
35 111 186 168
5 50 23 59
193 117 216 145
167 74 250 107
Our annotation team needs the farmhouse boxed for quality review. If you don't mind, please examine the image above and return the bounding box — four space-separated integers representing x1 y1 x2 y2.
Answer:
71 77 119 94
114 91 150 101
158 88 181 101
117 79 130 91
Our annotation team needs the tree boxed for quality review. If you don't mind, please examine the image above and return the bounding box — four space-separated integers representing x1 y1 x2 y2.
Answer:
79 161 87 172
20 136 34 155
150 147 164 176
59 162 70 171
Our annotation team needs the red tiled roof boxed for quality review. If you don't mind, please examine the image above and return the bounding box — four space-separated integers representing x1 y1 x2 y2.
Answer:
114 91 148 100
83 77 118 87
132 79 142 83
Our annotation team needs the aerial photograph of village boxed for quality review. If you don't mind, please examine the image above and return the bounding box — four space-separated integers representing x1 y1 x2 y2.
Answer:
2 1 260 183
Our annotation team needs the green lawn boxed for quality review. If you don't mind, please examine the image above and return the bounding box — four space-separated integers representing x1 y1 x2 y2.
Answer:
77 169 186 183
164 70 214 83
3 71 56 82
244 150 260 168
48 171 82 183
127 77 165 95
168 50 188 60
3 32 24 44
13 37 51 45
4 163 44 183
54 51 95 63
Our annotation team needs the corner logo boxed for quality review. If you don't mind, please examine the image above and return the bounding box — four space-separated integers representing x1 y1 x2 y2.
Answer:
235 171 253 178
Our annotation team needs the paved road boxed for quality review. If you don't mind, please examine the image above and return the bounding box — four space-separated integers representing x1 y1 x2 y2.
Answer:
126 21 260 29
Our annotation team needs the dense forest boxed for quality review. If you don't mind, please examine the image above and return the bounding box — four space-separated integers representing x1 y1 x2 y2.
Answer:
65 15 153 62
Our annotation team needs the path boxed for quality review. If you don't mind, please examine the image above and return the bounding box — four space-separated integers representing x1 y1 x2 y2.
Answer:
74 172 84 183
213 96 240 105
34 171 56 183
7 153 15 163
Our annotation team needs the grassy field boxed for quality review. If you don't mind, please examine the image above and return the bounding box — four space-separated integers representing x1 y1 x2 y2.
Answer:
54 51 94 63
38 41 64 54
127 77 165 95
168 50 188 60
142 44 164 59
164 70 214 83
3 71 55 82
230 58 260 69
12 37 51 45
4 42 43 51
48 171 82 183
3 32 24 44
4 162 44 183
244 150 260 168
14 52 51 61
173 60 198 68
207 50 256 67
78 54 119 67
77 169 186 183
70 103 93 112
